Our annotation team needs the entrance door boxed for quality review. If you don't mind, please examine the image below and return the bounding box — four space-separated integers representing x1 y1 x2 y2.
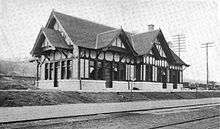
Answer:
103 61 112 88
54 62 58 87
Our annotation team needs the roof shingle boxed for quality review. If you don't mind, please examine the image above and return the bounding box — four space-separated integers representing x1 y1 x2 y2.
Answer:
53 11 115 49
42 28 70 49
31 11 188 66
132 30 160 55
169 48 189 66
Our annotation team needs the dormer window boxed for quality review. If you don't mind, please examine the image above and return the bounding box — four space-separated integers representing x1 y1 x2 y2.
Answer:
112 38 125 48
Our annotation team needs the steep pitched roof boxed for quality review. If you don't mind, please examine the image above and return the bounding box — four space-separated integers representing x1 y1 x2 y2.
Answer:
131 30 188 66
31 11 188 66
96 29 121 49
43 28 70 49
132 30 160 55
169 49 189 66
95 29 138 56
53 11 115 49
30 28 70 55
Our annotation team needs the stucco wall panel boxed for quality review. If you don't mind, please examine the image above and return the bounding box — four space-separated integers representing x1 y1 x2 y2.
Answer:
38 80 56 89
58 79 80 91
134 82 164 91
81 80 106 91
112 81 129 91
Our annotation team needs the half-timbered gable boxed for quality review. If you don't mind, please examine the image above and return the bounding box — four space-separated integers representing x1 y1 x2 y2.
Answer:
31 11 189 92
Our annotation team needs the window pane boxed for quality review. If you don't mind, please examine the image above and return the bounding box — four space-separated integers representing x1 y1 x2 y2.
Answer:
67 60 72 79
49 63 53 80
80 59 84 78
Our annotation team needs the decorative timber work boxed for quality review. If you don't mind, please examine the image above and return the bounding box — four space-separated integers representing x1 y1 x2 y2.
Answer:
30 10 189 90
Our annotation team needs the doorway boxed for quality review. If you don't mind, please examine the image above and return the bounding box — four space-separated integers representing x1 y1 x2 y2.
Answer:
103 61 113 88
54 62 58 87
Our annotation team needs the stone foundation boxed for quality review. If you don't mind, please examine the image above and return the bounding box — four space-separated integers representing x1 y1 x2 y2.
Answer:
37 79 184 92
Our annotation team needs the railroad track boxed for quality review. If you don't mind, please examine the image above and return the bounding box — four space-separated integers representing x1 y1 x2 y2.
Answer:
1 103 219 129
149 115 220 129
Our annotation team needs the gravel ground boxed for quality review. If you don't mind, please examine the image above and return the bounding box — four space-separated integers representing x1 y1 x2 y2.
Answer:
1 105 219 129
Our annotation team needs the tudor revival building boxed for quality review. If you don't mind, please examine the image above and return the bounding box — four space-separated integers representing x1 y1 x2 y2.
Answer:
31 11 189 92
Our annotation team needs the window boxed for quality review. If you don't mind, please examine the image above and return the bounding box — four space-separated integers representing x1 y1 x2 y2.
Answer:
157 67 162 82
169 69 180 83
45 63 48 80
112 62 119 80
119 63 126 81
126 64 135 80
89 60 95 79
80 59 89 79
112 38 125 48
49 63 53 80
61 61 66 79
176 70 180 83
97 61 104 80
145 65 153 81
136 64 141 81
67 60 72 79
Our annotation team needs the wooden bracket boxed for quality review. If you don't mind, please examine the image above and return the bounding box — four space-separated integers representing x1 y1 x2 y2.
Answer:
44 53 50 61
40 57 46 66
119 55 125 62
96 51 102 59
58 49 68 58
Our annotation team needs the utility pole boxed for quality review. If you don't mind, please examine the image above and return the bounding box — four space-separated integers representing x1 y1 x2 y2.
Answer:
201 42 214 90
172 34 186 58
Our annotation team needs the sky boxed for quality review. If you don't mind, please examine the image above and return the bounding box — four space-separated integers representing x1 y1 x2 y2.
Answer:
0 0 219 82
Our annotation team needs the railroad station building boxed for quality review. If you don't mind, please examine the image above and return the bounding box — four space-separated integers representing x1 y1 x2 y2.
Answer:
30 11 189 92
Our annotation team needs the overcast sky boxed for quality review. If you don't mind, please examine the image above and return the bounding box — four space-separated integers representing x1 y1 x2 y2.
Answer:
0 0 220 82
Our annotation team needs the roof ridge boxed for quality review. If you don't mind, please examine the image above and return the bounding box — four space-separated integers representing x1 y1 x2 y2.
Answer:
53 11 116 30
97 29 121 36
42 27 60 33
132 29 160 36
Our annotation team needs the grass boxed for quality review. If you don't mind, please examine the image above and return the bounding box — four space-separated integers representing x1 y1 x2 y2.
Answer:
0 90 220 107
0 75 219 107
0 76 37 90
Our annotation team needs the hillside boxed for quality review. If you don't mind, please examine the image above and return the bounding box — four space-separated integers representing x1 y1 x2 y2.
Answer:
0 75 36 90
0 59 36 77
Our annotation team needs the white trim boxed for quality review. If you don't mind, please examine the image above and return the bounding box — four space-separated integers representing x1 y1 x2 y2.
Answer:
95 29 120 49
42 31 56 50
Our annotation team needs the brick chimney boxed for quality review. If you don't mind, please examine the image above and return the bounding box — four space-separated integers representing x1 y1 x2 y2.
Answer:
148 24 154 31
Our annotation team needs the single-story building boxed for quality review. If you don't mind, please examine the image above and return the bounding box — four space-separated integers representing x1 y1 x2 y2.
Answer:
30 11 189 92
